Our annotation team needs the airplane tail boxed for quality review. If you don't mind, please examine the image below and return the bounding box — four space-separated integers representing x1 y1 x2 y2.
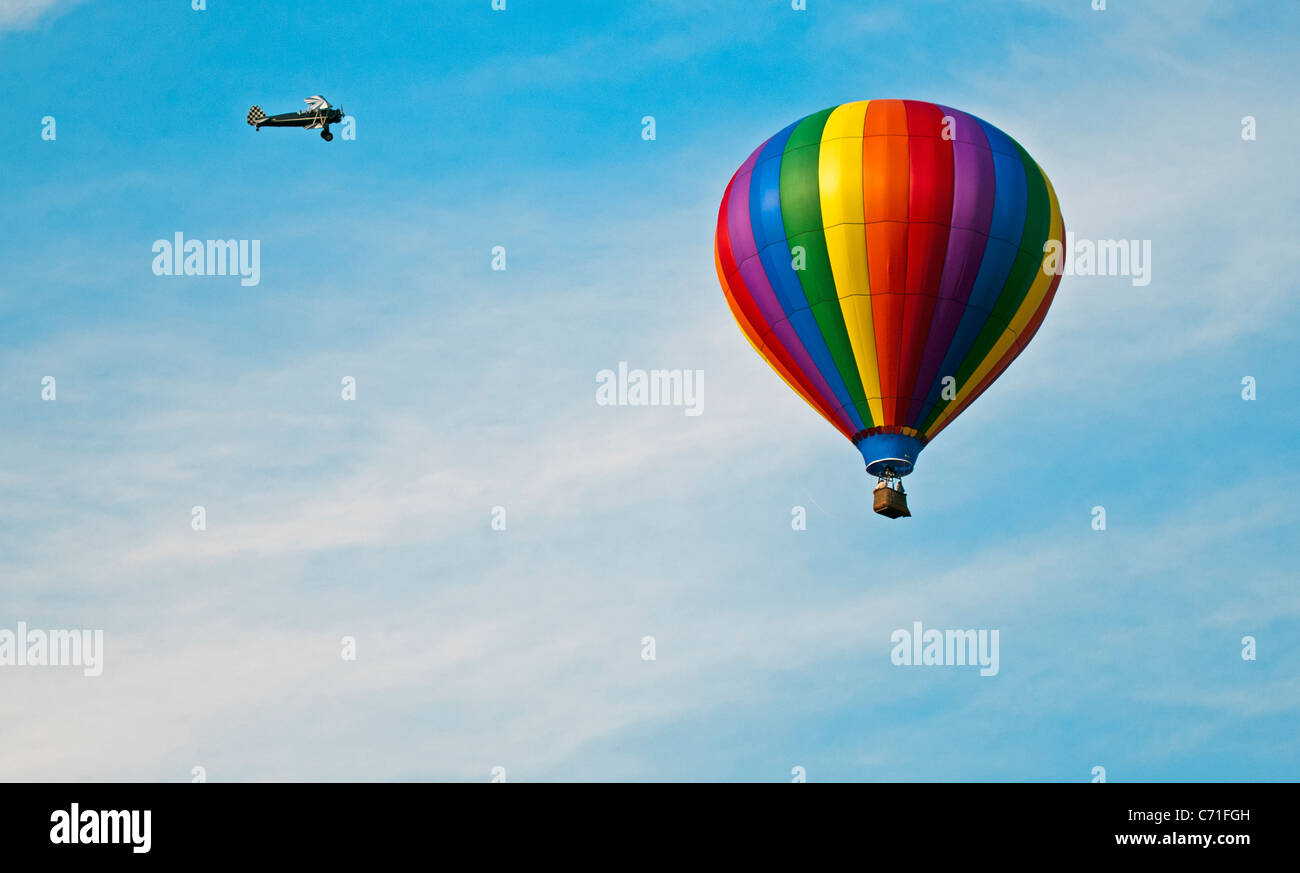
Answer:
246 105 267 126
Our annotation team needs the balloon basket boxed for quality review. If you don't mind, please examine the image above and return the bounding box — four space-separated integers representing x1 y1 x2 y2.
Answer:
873 481 911 519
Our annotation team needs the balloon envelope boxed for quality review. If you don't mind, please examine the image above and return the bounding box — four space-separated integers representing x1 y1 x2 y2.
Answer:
714 100 1064 477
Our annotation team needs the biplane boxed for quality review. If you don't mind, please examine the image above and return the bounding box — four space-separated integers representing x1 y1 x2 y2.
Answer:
246 96 344 141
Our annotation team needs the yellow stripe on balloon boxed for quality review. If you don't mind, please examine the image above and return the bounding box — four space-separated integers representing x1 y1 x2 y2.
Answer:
817 100 884 427
925 167 1063 436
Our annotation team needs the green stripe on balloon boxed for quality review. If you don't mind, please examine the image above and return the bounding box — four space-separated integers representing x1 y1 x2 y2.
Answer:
779 108 874 428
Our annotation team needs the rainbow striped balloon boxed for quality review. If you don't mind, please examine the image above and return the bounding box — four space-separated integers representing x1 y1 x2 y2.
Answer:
714 99 1064 479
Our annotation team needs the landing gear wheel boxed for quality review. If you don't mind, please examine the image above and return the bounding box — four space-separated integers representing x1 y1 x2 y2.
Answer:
321 130 333 142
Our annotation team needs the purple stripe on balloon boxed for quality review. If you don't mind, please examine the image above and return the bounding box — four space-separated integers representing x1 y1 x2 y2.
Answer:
905 108 996 425
724 143 855 430
723 142 767 265
727 149 789 334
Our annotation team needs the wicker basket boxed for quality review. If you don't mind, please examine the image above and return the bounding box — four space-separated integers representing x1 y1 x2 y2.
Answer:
873 485 911 518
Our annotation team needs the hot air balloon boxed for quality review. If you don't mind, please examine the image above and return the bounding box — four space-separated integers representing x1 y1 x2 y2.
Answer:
714 100 1064 518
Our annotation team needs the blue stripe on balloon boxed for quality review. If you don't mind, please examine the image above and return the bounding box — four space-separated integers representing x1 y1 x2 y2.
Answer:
748 118 866 431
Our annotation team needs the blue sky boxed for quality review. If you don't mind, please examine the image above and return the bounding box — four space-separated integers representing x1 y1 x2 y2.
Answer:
1 0 1297 780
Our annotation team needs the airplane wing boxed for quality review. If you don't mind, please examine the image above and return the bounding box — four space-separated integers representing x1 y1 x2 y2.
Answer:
252 111 314 128
305 95 331 111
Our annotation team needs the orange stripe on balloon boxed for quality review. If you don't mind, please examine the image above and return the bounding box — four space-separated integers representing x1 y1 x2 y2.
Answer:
862 99 910 424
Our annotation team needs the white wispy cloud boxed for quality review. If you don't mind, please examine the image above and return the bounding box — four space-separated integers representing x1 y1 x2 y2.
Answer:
0 0 80 31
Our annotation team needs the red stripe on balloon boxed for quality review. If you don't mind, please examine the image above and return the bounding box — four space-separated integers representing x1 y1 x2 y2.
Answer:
897 100 955 423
